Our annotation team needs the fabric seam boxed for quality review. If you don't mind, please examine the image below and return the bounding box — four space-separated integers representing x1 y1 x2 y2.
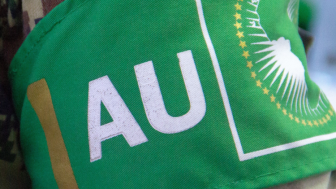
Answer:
10 0 90 79
213 154 336 188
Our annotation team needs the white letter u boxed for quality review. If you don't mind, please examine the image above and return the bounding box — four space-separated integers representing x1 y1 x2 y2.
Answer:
134 50 206 134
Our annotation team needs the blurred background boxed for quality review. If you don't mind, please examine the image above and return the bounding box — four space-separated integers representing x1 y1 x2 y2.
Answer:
300 0 336 108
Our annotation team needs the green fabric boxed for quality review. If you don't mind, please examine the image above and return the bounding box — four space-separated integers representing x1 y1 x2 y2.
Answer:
299 1 314 30
9 0 336 188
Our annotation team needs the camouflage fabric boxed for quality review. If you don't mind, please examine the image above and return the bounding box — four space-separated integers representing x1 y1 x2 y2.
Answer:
0 0 22 166
0 0 31 188
1 0 64 188
0 85 31 189
1 0 23 96
22 0 64 38
1 0 22 67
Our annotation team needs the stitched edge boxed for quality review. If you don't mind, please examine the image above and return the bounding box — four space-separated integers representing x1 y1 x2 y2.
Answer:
9 0 91 79
213 154 336 188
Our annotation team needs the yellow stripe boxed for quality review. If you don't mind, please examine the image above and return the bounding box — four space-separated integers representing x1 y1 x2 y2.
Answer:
27 79 79 189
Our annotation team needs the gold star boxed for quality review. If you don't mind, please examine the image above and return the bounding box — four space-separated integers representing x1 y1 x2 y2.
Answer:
326 114 331 120
234 12 241 20
234 21 242 29
256 80 262 87
329 110 334 116
270 95 276 102
263 87 269 95
246 61 253 69
240 41 247 49
323 117 327 123
276 102 281 109
308 121 313 127
242 51 250 59
319 120 324 125
302 120 307 126
314 120 319 126
234 2 242 10
251 72 257 79
282 109 287 115
236 31 244 38
295 117 300 123
289 113 294 120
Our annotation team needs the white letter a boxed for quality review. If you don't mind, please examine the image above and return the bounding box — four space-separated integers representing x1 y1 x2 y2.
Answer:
88 76 148 162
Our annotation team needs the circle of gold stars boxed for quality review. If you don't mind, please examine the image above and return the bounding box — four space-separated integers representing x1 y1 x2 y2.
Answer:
232 0 334 127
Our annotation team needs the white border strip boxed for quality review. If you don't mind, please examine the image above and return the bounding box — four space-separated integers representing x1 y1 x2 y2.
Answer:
242 132 336 161
195 0 336 161
195 0 244 157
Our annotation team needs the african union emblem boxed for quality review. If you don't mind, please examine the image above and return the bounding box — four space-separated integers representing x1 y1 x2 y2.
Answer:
234 0 334 127
224 0 336 161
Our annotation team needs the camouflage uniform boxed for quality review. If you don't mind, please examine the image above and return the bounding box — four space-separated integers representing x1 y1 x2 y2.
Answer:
0 0 30 188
